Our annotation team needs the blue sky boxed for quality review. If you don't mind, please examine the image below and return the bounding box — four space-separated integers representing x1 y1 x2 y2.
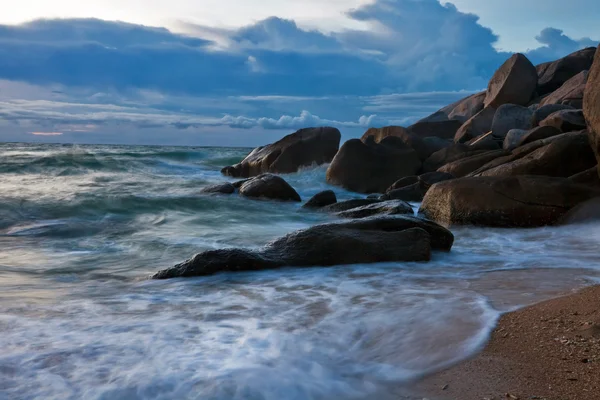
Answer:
0 0 598 146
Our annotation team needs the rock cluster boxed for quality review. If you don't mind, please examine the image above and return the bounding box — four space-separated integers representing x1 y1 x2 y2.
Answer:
154 46 600 279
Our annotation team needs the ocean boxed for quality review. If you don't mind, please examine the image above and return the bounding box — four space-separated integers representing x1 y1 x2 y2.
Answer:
1 142 600 400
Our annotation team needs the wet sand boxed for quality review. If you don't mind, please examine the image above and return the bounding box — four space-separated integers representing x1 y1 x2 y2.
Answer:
414 285 600 400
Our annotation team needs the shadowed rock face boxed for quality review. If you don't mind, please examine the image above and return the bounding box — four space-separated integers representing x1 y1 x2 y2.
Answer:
239 174 301 202
336 200 413 219
532 104 575 126
326 138 421 194
152 216 455 279
584 43 600 178
302 190 337 209
200 183 236 195
540 109 586 132
540 70 589 107
485 53 538 108
478 131 595 179
537 47 596 95
420 175 600 227
222 127 341 178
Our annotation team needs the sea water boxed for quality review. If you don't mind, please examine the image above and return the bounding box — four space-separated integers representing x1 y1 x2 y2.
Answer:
1 142 600 400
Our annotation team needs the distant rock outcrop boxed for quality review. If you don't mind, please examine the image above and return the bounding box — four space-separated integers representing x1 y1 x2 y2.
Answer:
222 127 341 178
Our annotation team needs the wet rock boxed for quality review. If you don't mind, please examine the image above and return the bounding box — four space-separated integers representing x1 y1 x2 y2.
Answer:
420 175 600 227
321 198 382 213
302 190 337 209
454 106 496 143
484 53 538 108
336 200 413 219
152 216 455 278
539 109 586 132
558 198 600 225
326 138 421 193
584 45 600 179
478 131 596 178
531 104 575 126
232 179 251 189
222 127 341 178
438 149 509 178
491 104 534 139
239 174 301 202
200 183 236 195
537 47 596 95
540 70 588 106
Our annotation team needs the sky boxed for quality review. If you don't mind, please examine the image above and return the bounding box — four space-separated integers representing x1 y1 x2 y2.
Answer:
0 0 598 146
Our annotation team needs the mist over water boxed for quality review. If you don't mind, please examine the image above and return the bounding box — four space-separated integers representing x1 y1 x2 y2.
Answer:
1 142 600 400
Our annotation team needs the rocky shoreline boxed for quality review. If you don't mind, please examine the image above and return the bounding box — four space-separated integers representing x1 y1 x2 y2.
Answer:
154 45 600 279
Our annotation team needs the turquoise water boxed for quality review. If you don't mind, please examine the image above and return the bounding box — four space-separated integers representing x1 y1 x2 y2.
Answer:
1 143 600 400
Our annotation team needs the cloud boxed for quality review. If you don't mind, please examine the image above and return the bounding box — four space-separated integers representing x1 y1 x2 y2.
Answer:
526 27 597 61
31 131 62 136
0 1 597 145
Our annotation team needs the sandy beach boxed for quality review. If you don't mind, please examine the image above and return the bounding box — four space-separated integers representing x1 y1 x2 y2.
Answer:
414 285 600 400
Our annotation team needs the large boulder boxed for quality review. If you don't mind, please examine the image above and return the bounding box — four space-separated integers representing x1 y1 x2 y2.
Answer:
418 91 486 124
420 175 600 227
336 200 413 219
540 70 589 107
477 131 596 178
239 174 301 202
484 53 538 108
361 126 452 161
406 120 463 140
326 138 421 193
531 104 575 126
302 190 337 209
539 109 586 132
152 216 456 278
222 127 341 178
438 149 509 178
570 167 600 186
454 107 496 143
537 47 596 95
491 104 533 139
584 44 600 178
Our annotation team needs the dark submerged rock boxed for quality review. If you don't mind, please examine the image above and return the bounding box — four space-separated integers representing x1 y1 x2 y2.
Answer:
222 127 341 178
200 183 236 195
302 190 337 209
321 198 381 213
153 215 459 278
336 200 413 219
239 174 301 202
